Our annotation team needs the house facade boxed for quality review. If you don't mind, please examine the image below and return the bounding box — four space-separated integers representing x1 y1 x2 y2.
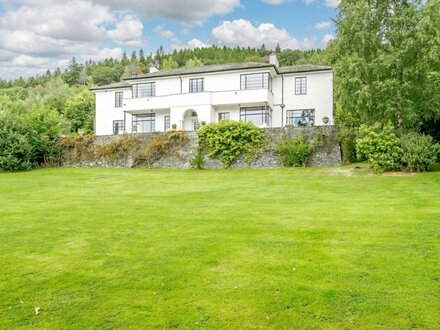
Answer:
91 54 334 136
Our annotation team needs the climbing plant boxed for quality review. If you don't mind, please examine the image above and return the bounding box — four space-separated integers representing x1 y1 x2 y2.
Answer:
198 120 265 168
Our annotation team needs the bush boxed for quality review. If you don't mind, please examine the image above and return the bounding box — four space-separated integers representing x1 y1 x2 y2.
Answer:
0 112 37 171
276 133 312 167
198 120 265 168
26 106 69 166
400 133 439 172
356 122 403 173
337 125 358 164
190 149 205 169
63 90 95 134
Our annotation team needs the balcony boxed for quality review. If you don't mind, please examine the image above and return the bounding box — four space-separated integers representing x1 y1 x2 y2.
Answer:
123 88 273 111
211 89 273 106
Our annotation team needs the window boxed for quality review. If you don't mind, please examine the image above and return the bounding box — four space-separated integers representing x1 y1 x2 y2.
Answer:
189 78 204 93
164 116 170 131
132 82 156 98
218 112 230 121
115 92 123 108
240 106 272 127
286 109 315 126
241 73 271 90
132 113 155 133
113 120 124 134
295 77 307 95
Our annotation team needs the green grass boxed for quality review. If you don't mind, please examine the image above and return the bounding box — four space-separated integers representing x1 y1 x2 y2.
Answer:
0 167 439 329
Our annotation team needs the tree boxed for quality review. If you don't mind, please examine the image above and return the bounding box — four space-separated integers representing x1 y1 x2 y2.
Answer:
64 57 82 86
330 0 440 130
162 56 179 70
0 111 37 171
185 58 204 68
63 90 95 133
25 106 69 164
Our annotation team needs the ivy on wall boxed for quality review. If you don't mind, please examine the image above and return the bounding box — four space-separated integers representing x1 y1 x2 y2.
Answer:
197 120 266 168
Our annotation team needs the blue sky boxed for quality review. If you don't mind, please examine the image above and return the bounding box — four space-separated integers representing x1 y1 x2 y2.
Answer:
0 0 339 79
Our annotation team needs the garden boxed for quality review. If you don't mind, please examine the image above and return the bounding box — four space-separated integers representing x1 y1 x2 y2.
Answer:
0 166 439 328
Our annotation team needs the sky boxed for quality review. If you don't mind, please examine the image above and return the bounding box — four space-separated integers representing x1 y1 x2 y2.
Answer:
0 0 340 80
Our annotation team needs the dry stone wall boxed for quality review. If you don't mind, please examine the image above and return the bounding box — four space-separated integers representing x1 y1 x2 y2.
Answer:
62 127 341 169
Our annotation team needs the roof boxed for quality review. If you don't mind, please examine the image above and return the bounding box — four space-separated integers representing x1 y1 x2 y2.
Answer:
278 64 332 74
90 62 332 91
90 81 131 91
124 62 276 80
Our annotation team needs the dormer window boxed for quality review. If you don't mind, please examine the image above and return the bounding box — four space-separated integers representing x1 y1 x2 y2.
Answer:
240 73 271 90
132 82 156 98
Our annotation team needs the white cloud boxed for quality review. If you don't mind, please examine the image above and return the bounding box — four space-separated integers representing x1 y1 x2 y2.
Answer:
107 15 144 46
81 47 124 62
94 0 240 23
315 21 332 30
262 0 313 4
262 0 287 4
211 19 316 50
0 1 113 42
11 55 50 67
322 33 334 45
187 39 210 49
324 0 340 8
154 25 175 39
0 1 138 78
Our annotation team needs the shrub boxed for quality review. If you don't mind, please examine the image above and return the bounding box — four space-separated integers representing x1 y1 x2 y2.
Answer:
276 133 312 167
146 139 169 160
95 134 141 163
26 106 70 166
0 112 37 171
58 135 97 163
337 125 358 164
166 130 189 143
356 122 403 173
63 90 95 134
400 133 439 172
198 120 265 168
190 149 205 169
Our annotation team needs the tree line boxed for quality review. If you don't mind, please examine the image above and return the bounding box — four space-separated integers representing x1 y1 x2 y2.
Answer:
0 0 439 171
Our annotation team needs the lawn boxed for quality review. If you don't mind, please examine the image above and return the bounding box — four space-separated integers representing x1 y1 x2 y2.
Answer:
0 167 439 329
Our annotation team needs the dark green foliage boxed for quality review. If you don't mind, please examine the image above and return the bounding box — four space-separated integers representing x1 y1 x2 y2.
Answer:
400 133 440 172
198 120 265 168
0 106 68 171
276 134 312 167
0 112 36 171
91 65 124 86
25 107 69 165
337 125 358 164
190 149 205 170
62 90 95 134
356 122 403 173
331 0 440 129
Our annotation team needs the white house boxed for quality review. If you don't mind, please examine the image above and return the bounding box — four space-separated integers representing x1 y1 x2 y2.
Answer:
91 54 334 136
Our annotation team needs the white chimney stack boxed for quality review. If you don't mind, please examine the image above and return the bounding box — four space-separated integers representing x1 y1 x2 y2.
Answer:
269 52 279 67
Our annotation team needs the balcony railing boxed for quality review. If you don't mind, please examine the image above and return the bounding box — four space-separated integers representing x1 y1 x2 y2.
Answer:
123 89 273 111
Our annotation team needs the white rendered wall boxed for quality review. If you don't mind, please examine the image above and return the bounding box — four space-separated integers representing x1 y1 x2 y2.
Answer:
95 89 128 135
94 69 334 135
274 71 334 126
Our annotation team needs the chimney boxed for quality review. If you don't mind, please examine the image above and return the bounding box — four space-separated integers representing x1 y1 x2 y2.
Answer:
149 63 160 73
269 52 279 67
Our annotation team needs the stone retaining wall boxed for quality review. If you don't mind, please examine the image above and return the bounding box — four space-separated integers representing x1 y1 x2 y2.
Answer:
63 126 341 169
